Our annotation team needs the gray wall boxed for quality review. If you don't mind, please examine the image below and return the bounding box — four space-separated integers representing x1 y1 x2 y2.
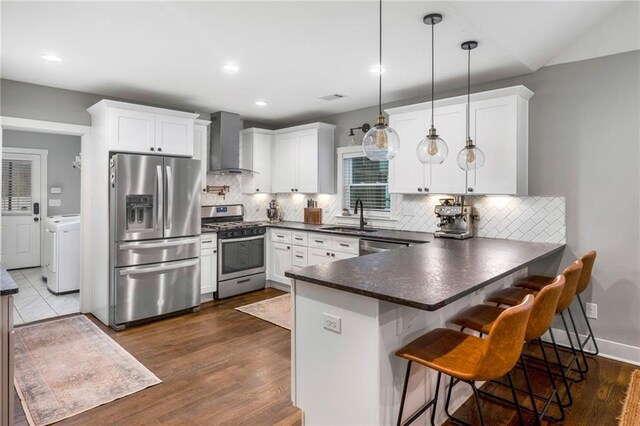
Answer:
1 51 638 349
309 50 640 348
3 130 82 215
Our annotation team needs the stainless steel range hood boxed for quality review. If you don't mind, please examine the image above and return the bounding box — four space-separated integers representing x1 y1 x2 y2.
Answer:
209 111 257 175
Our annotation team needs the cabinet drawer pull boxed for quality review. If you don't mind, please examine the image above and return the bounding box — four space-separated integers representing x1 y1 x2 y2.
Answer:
295 255 304 259
276 235 284 238
339 243 349 247
315 240 324 243
237 278 251 284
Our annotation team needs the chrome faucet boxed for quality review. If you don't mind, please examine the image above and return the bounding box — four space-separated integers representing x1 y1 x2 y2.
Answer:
354 199 367 231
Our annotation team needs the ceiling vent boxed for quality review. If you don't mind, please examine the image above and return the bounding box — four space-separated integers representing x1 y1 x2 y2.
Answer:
319 93 347 101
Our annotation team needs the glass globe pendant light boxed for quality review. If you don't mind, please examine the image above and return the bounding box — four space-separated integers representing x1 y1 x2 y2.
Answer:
362 0 400 161
457 40 485 171
416 14 448 165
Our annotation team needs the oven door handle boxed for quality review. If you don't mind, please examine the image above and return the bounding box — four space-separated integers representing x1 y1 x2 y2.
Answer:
220 235 265 244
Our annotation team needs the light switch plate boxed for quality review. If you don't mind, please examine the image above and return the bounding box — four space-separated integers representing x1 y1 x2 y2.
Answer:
585 302 597 319
50 187 62 194
49 199 61 207
323 313 341 333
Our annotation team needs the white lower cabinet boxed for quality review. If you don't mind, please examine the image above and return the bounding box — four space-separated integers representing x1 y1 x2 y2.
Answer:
268 230 359 287
271 241 293 284
200 234 217 295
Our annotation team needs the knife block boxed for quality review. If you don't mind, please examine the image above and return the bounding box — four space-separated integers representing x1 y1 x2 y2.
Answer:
304 208 322 225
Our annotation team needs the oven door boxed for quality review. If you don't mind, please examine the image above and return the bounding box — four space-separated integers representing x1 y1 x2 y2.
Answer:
218 235 265 281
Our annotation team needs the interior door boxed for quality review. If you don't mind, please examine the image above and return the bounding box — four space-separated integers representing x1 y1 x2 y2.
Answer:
163 157 201 238
1 151 42 269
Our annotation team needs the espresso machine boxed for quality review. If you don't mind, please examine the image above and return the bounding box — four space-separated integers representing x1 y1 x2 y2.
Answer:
434 196 475 239
266 199 282 223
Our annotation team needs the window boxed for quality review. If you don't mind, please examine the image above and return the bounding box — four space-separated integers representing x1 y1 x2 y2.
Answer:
2 159 32 213
342 154 390 214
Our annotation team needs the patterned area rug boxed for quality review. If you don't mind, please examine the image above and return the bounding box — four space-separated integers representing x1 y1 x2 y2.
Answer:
620 370 640 425
14 315 161 426
236 294 291 330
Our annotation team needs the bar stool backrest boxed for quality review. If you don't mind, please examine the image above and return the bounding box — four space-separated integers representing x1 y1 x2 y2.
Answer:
473 295 534 381
525 275 565 341
576 250 597 295
556 260 583 313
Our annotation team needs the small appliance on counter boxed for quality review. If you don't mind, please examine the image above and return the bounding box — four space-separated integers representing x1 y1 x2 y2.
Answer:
434 196 475 240
266 199 282 223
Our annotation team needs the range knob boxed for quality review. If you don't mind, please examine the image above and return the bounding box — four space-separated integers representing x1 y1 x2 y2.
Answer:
232 231 238 237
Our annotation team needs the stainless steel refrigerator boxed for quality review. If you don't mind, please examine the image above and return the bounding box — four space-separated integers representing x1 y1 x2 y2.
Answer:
109 154 201 330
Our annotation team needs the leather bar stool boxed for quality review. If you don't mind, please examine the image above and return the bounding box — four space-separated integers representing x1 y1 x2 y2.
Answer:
486 260 583 406
515 251 598 357
449 275 566 424
395 295 534 426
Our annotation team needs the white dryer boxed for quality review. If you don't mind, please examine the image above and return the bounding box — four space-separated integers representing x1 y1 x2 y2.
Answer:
44 215 81 294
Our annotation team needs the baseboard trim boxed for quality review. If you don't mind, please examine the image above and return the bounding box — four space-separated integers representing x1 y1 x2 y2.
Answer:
544 328 640 367
267 280 291 293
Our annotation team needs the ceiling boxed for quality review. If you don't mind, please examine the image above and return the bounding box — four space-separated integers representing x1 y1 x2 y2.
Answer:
1 1 637 126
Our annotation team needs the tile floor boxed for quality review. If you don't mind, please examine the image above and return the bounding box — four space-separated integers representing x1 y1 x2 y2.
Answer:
9 267 80 325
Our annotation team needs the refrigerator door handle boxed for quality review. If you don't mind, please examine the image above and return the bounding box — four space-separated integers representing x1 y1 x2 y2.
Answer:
118 236 200 250
155 165 163 230
118 258 199 276
165 165 173 231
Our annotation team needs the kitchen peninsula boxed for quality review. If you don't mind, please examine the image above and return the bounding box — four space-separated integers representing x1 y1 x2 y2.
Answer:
286 236 564 425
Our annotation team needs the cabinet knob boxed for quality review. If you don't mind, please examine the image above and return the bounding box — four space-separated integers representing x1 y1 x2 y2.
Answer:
256 189 259 192
157 147 162 152
287 246 290 250
468 187 474 193
291 188 295 192
213 250 217 253
150 147 155 152
326 252 330 256
424 188 429 192
295 189 299 192
417 188 423 192
331 253 335 257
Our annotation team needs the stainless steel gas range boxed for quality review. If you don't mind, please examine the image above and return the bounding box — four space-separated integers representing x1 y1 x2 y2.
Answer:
201 205 267 299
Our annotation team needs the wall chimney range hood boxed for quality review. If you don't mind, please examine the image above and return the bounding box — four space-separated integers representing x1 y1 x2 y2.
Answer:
209 111 257 175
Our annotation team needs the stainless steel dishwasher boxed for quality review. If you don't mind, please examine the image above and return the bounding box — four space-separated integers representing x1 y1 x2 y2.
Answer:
359 239 411 256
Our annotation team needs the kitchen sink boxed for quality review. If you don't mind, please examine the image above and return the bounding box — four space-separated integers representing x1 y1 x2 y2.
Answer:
320 226 378 234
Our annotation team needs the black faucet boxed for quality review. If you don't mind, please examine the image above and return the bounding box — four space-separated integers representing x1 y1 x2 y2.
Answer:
354 199 367 231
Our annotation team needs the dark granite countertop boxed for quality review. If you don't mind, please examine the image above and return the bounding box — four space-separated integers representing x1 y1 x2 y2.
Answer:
0 265 19 296
268 221 432 244
285 237 564 311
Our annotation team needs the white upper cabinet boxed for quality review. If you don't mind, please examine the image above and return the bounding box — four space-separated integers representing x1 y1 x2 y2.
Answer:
272 123 335 194
155 114 194 156
241 128 273 194
387 86 532 195
192 119 210 194
88 100 199 157
388 104 467 194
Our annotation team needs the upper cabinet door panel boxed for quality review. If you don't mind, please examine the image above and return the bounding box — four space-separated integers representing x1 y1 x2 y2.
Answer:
389 110 428 194
471 97 518 194
296 130 319 193
273 133 297 193
109 108 156 153
156 114 194 157
253 132 272 192
429 104 467 194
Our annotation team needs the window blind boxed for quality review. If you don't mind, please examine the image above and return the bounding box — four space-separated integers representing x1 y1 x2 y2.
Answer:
2 159 32 213
343 156 390 212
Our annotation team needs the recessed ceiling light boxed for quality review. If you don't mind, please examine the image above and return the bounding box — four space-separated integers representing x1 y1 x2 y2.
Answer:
222 63 239 73
370 64 385 74
41 54 62 62
255 100 267 107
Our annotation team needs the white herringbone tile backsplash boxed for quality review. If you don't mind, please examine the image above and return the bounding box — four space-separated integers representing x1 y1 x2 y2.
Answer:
202 175 565 244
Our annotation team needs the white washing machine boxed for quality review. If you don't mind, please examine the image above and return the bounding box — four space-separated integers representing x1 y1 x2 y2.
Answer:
44 215 81 294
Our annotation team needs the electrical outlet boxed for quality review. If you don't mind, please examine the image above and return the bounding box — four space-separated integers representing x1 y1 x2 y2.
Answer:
585 302 598 319
323 313 341 333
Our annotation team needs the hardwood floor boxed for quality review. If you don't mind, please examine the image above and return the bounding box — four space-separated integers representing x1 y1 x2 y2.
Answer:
15 288 301 425
13 290 636 425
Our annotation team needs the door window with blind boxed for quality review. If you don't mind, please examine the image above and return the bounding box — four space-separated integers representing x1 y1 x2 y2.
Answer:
342 154 390 215
2 158 32 214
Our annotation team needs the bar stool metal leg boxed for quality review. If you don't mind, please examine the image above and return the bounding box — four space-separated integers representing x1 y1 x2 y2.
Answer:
397 361 412 426
519 354 540 424
577 294 599 355
567 306 590 373
549 328 573 407
537 338 566 422
507 372 525 426
560 312 585 382
444 376 486 426
396 361 442 426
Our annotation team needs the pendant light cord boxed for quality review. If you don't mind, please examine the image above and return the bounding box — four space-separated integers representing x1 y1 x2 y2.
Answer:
431 19 435 128
466 46 470 141
378 0 383 117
